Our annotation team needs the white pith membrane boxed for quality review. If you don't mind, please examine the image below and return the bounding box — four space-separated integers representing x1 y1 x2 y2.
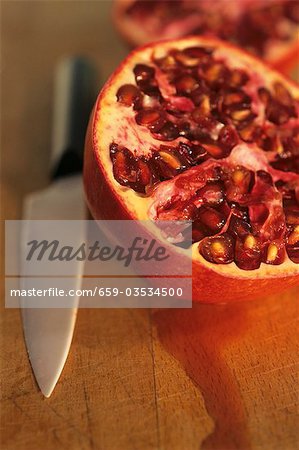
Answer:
114 0 299 63
93 37 299 278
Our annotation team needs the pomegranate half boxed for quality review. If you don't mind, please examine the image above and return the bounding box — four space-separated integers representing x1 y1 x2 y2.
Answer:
84 36 299 303
113 0 299 76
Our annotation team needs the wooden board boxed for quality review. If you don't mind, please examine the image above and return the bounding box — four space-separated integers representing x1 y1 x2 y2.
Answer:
1 3 299 449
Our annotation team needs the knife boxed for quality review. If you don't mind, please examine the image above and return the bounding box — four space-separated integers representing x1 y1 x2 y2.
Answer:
21 57 96 397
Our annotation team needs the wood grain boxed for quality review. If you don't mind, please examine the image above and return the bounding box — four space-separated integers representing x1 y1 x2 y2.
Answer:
1 2 299 450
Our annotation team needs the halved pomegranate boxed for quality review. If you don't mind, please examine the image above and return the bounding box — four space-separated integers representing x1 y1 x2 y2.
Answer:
84 36 299 303
113 0 299 76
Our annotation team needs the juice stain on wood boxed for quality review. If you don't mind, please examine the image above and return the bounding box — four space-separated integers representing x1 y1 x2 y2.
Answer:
153 301 253 450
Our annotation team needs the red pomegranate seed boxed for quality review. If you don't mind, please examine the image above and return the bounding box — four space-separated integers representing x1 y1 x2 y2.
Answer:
158 148 182 170
178 142 208 165
136 159 152 190
263 241 285 265
133 64 155 82
273 82 294 107
175 75 198 94
154 55 177 72
266 99 294 125
286 242 299 263
228 69 249 88
193 95 211 116
199 233 234 264
225 167 254 202
218 125 239 154
197 182 224 205
230 108 254 123
257 170 273 185
179 203 200 221
112 148 137 186
189 82 209 105
285 208 299 225
287 225 299 245
238 121 260 142
229 216 252 238
116 84 142 107
235 236 262 270
223 90 251 107
174 46 213 67
150 153 179 180
198 206 226 233
154 121 179 141
135 109 166 131
203 62 229 87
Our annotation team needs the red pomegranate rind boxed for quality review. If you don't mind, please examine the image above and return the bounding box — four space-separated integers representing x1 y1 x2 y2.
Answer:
84 36 299 303
113 0 299 77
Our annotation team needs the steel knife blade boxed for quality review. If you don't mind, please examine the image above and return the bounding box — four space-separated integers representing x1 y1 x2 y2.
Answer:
21 57 96 397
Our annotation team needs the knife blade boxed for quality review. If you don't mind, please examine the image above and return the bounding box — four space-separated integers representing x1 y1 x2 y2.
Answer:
21 57 96 397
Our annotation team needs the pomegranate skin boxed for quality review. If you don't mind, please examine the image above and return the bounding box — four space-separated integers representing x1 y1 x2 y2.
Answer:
83 37 299 303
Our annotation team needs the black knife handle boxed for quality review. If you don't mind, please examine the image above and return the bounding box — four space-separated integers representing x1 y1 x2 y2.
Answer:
51 57 97 179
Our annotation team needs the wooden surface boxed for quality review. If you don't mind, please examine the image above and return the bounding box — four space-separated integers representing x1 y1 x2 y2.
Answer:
1 2 299 450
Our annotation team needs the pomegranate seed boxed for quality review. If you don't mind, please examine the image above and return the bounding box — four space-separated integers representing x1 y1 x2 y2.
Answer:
264 241 285 265
179 203 200 221
286 242 299 263
195 95 211 115
203 62 229 86
190 82 209 105
218 125 239 154
226 167 254 201
228 69 249 88
158 149 182 170
151 153 178 180
178 142 208 165
135 109 165 131
238 122 260 142
197 182 224 205
198 206 226 233
192 115 220 140
112 149 137 186
288 225 299 245
174 47 212 67
136 159 152 191
154 121 179 141
223 90 251 107
229 216 251 238
116 84 142 107
285 208 299 225
133 64 155 82
175 75 198 94
230 108 253 123
266 99 294 125
138 82 161 98
235 237 262 270
230 205 250 222
199 233 234 264
273 82 294 107
257 170 273 186
155 55 177 72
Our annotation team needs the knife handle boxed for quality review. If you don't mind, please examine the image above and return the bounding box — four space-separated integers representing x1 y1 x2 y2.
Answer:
50 57 97 179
